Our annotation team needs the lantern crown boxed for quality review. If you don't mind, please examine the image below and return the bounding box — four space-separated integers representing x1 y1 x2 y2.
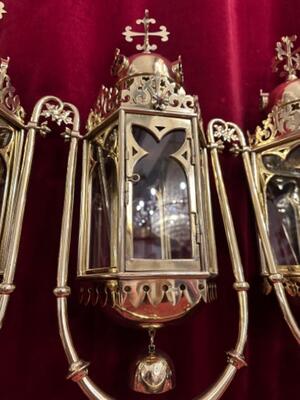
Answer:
86 11 199 132
111 48 183 86
250 35 300 149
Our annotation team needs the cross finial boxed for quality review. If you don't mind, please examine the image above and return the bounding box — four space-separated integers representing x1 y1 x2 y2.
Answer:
273 35 300 81
122 9 170 53
0 2 7 19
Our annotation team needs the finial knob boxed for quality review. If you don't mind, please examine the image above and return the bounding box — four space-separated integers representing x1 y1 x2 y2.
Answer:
122 9 170 53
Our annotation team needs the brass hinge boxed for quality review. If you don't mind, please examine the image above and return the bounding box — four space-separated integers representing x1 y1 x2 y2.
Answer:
192 211 201 243
188 137 196 165
125 181 130 205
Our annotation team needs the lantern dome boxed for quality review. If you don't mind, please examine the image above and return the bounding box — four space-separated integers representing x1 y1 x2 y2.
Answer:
268 78 300 110
111 50 183 86
251 35 300 148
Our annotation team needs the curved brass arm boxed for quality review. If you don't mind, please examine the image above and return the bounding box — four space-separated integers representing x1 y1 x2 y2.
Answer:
54 117 248 400
0 96 80 329
194 120 249 400
210 118 300 344
54 124 113 400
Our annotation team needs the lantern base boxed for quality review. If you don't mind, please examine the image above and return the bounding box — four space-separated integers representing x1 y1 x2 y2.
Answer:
131 351 175 394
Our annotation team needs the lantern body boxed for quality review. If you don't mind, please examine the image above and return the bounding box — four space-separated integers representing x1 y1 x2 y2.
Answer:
78 52 218 325
250 71 300 296
0 58 25 277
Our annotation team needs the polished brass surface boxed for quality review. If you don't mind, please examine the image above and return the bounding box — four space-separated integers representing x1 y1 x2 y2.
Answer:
131 327 174 394
55 10 248 400
122 9 170 54
131 352 174 394
251 36 300 150
273 35 300 81
79 278 210 324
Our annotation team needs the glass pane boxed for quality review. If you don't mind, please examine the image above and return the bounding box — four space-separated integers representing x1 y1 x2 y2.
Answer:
89 147 112 268
263 147 300 265
132 126 192 259
0 155 6 213
0 127 12 148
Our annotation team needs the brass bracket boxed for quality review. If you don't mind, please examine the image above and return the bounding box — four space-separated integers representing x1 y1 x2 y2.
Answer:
269 273 284 283
206 142 224 152
230 144 252 155
226 350 247 369
67 360 90 382
233 281 250 291
25 121 51 137
53 286 71 298
61 128 83 141
0 283 15 294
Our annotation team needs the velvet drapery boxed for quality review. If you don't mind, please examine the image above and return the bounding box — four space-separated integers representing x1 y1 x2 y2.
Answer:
0 0 299 399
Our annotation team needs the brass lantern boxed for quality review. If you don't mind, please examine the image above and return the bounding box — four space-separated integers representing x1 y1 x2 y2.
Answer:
0 7 81 330
217 36 300 343
54 10 249 399
0 60 81 328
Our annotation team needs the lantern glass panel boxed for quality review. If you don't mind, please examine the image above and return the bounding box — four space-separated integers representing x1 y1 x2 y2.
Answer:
263 145 300 265
89 146 117 269
0 125 12 242
0 155 6 211
132 125 192 260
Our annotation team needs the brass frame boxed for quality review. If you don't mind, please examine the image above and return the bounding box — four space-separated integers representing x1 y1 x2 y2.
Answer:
250 142 300 343
54 11 248 398
54 116 249 400
78 108 217 279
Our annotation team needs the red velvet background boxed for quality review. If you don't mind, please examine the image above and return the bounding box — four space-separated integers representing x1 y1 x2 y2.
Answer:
0 1 299 399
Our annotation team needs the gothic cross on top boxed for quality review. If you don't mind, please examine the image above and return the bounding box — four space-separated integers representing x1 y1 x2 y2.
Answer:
122 9 170 53
273 35 300 80
0 2 7 19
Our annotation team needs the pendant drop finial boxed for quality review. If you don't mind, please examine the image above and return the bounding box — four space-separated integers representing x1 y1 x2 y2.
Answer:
130 328 175 394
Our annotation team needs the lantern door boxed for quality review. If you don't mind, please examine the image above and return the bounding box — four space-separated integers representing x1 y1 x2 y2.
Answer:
256 140 300 279
124 114 203 273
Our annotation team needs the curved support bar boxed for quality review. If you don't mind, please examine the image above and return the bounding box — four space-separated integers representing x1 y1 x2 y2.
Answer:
194 290 248 400
55 123 113 399
195 120 249 400
0 96 81 330
209 118 300 344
